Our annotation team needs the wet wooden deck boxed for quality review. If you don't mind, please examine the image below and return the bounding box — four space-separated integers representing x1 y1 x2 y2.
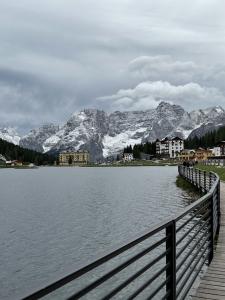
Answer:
192 181 225 300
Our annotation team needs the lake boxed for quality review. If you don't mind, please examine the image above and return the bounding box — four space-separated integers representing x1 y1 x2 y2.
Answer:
0 166 198 299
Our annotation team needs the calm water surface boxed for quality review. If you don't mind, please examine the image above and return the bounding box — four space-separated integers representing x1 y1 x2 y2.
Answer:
0 166 197 299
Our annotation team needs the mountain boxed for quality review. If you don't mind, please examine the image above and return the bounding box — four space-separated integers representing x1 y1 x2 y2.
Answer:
0 138 55 165
19 124 59 153
0 139 55 165
0 127 20 145
2 102 225 161
188 106 225 139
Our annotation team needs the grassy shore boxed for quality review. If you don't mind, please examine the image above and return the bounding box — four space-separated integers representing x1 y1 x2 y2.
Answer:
196 164 225 181
176 175 202 196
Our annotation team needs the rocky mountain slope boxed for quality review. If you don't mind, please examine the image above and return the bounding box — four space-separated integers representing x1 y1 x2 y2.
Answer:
19 124 59 153
1 102 225 161
0 127 20 145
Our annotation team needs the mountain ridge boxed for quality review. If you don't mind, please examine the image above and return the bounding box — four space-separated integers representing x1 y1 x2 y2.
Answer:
1 102 225 161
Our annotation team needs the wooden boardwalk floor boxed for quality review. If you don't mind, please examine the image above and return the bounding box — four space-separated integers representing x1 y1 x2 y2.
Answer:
192 182 225 300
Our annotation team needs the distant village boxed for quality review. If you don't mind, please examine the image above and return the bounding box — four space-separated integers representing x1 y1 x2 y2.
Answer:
54 137 225 166
123 137 225 163
1 136 225 167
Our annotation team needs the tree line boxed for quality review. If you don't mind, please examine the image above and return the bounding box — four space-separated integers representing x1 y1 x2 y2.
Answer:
123 125 225 159
0 138 55 165
185 125 225 149
123 141 156 159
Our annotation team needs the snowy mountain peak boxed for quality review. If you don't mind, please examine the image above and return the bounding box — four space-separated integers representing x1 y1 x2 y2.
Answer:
0 127 21 145
19 123 59 153
2 102 225 161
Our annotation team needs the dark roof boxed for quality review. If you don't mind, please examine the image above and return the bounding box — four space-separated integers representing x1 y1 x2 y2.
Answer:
172 137 183 141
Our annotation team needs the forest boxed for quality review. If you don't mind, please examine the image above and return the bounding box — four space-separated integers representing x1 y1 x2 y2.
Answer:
123 125 225 159
185 125 225 149
0 138 55 165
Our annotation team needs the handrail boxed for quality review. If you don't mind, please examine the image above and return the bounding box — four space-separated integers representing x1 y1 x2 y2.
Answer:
22 166 220 300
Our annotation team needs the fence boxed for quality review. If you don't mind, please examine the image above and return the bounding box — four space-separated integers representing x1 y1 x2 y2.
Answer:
23 166 220 300
204 158 225 167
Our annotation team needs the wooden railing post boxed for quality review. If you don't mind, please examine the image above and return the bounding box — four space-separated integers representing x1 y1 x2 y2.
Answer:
166 221 176 300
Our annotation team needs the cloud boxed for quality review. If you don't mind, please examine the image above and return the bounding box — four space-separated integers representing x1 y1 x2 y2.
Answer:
128 56 198 84
0 1 225 132
98 81 225 111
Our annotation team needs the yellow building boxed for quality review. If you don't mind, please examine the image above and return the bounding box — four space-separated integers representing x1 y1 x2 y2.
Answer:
194 148 213 161
59 150 89 166
178 149 195 161
178 148 213 162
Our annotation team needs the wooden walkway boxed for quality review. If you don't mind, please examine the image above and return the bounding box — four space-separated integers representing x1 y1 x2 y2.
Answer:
192 182 225 300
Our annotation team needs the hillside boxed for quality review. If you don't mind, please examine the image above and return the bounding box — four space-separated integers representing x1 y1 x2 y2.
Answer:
185 125 225 149
0 138 55 165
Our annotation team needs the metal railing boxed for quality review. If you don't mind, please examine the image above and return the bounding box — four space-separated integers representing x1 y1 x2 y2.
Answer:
22 166 220 300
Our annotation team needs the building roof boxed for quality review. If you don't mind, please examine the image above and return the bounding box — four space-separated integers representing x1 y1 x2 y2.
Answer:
60 150 89 154
172 137 183 141
157 137 183 142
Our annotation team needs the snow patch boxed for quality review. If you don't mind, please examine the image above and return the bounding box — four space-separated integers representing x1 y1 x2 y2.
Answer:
102 128 147 157
0 127 20 145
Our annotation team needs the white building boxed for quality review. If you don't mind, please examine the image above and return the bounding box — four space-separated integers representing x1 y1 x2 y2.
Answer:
156 137 184 159
123 153 134 162
211 147 221 157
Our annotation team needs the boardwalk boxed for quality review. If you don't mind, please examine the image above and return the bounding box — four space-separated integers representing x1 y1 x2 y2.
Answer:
192 182 225 300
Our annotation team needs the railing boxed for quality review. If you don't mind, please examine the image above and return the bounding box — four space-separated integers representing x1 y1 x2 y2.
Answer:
204 158 225 167
23 166 220 300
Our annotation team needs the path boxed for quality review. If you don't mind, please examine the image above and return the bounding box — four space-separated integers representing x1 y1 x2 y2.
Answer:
192 182 225 299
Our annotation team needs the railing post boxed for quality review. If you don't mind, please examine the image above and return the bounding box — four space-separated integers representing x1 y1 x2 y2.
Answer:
217 179 221 235
195 169 197 186
209 194 214 264
204 171 206 191
209 172 212 189
166 221 176 300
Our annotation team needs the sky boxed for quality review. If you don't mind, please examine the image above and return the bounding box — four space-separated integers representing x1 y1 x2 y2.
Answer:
1 0 225 133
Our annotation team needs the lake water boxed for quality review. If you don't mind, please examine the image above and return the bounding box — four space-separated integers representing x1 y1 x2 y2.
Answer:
0 166 198 299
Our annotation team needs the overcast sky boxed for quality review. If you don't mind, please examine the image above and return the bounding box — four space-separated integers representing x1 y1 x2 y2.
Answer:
1 0 225 132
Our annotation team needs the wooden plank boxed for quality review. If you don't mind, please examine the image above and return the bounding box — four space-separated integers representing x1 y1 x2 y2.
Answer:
197 288 225 296
195 292 225 299
194 292 225 300
199 284 225 292
200 279 225 287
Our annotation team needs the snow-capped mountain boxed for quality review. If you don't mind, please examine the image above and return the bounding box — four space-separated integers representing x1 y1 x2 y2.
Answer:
19 124 59 153
0 127 20 145
23 102 225 160
2 102 225 161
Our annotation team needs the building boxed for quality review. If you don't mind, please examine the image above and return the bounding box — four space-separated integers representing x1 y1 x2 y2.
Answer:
194 148 213 161
123 153 134 162
211 147 221 157
59 150 89 166
156 137 184 159
178 149 195 161
6 160 23 166
218 142 225 156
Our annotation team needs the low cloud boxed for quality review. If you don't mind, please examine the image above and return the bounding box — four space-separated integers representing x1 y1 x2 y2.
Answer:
98 81 225 111
128 56 198 84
